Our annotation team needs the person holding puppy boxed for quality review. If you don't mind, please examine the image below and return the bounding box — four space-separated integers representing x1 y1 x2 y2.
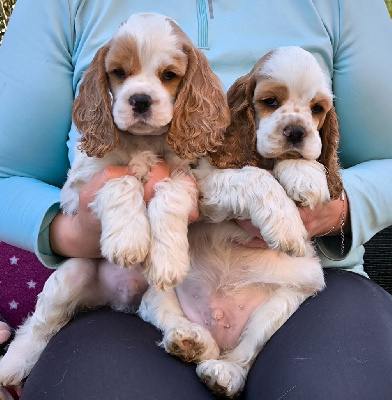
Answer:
0 0 391 399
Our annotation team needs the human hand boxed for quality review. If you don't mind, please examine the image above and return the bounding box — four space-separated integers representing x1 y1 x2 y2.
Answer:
234 219 270 248
298 190 349 238
50 161 198 258
0 321 11 346
50 165 138 258
144 163 199 223
235 191 349 248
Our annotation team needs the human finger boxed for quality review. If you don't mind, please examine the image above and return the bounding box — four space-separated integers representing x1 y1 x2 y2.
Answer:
144 162 199 222
234 219 269 248
79 165 135 209
234 219 263 238
143 160 170 203
182 174 199 223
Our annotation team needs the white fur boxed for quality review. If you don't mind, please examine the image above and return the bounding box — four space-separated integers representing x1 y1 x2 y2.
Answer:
194 159 308 256
274 158 330 209
146 174 198 289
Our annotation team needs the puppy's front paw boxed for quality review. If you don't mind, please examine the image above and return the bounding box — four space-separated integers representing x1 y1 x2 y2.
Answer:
274 221 308 258
92 176 151 267
145 241 190 290
274 159 330 209
145 176 197 289
101 217 150 268
254 196 308 257
197 360 246 397
163 323 220 363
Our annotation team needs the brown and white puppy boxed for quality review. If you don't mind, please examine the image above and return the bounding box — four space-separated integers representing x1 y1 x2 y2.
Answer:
139 47 342 397
0 13 229 388
68 12 230 289
210 46 343 203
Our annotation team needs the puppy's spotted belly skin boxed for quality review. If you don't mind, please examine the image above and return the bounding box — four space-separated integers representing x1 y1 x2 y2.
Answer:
176 284 270 351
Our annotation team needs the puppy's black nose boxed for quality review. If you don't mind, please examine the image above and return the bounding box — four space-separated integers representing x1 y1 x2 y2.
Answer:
129 94 152 114
283 125 306 144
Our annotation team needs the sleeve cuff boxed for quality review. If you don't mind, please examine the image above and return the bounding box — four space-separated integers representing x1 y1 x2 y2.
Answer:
36 203 66 269
315 233 352 261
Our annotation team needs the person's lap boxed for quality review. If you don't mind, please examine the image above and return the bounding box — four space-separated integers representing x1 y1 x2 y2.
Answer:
20 270 392 400
244 269 392 399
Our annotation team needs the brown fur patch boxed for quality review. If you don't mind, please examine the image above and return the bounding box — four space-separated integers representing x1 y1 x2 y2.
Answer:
105 36 142 93
74 44 119 158
210 52 276 169
310 95 332 130
106 36 142 77
156 55 187 99
166 19 230 159
254 81 289 119
318 106 343 199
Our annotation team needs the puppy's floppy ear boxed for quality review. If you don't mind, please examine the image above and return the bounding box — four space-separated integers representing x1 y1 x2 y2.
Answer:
167 43 230 159
210 68 262 169
73 43 119 158
318 106 343 200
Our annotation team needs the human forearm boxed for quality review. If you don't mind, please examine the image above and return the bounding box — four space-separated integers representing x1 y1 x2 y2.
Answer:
341 160 392 245
0 176 63 267
50 166 135 259
49 212 102 258
316 159 392 260
299 190 350 239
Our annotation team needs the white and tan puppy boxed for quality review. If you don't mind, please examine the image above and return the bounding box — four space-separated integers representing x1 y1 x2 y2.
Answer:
0 13 229 388
139 47 342 397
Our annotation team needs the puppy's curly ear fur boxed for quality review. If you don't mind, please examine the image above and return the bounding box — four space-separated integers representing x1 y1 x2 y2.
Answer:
167 37 230 159
319 106 343 200
210 68 266 169
73 44 119 158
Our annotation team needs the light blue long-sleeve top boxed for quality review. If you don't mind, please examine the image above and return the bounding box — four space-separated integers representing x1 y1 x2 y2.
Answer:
0 0 391 274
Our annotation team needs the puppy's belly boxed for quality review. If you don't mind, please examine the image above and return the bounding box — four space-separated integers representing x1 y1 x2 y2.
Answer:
176 283 270 351
98 260 149 308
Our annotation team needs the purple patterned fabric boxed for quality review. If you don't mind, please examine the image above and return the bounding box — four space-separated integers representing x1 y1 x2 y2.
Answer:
0 242 52 328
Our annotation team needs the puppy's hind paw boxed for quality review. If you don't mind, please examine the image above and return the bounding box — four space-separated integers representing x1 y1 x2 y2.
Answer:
0 386 17 400
0 356 29 388
196 360 246 397
163 324 220 363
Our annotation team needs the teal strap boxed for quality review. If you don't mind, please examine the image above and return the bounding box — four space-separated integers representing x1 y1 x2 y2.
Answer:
197 0 209 49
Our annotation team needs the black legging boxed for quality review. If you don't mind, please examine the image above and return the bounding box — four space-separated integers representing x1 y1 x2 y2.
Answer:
21 270 392 400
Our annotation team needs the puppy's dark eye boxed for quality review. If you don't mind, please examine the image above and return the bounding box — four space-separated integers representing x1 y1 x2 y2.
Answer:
113 69 126 79
162 71 177 81
262 98 279 108
312 104 324 114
